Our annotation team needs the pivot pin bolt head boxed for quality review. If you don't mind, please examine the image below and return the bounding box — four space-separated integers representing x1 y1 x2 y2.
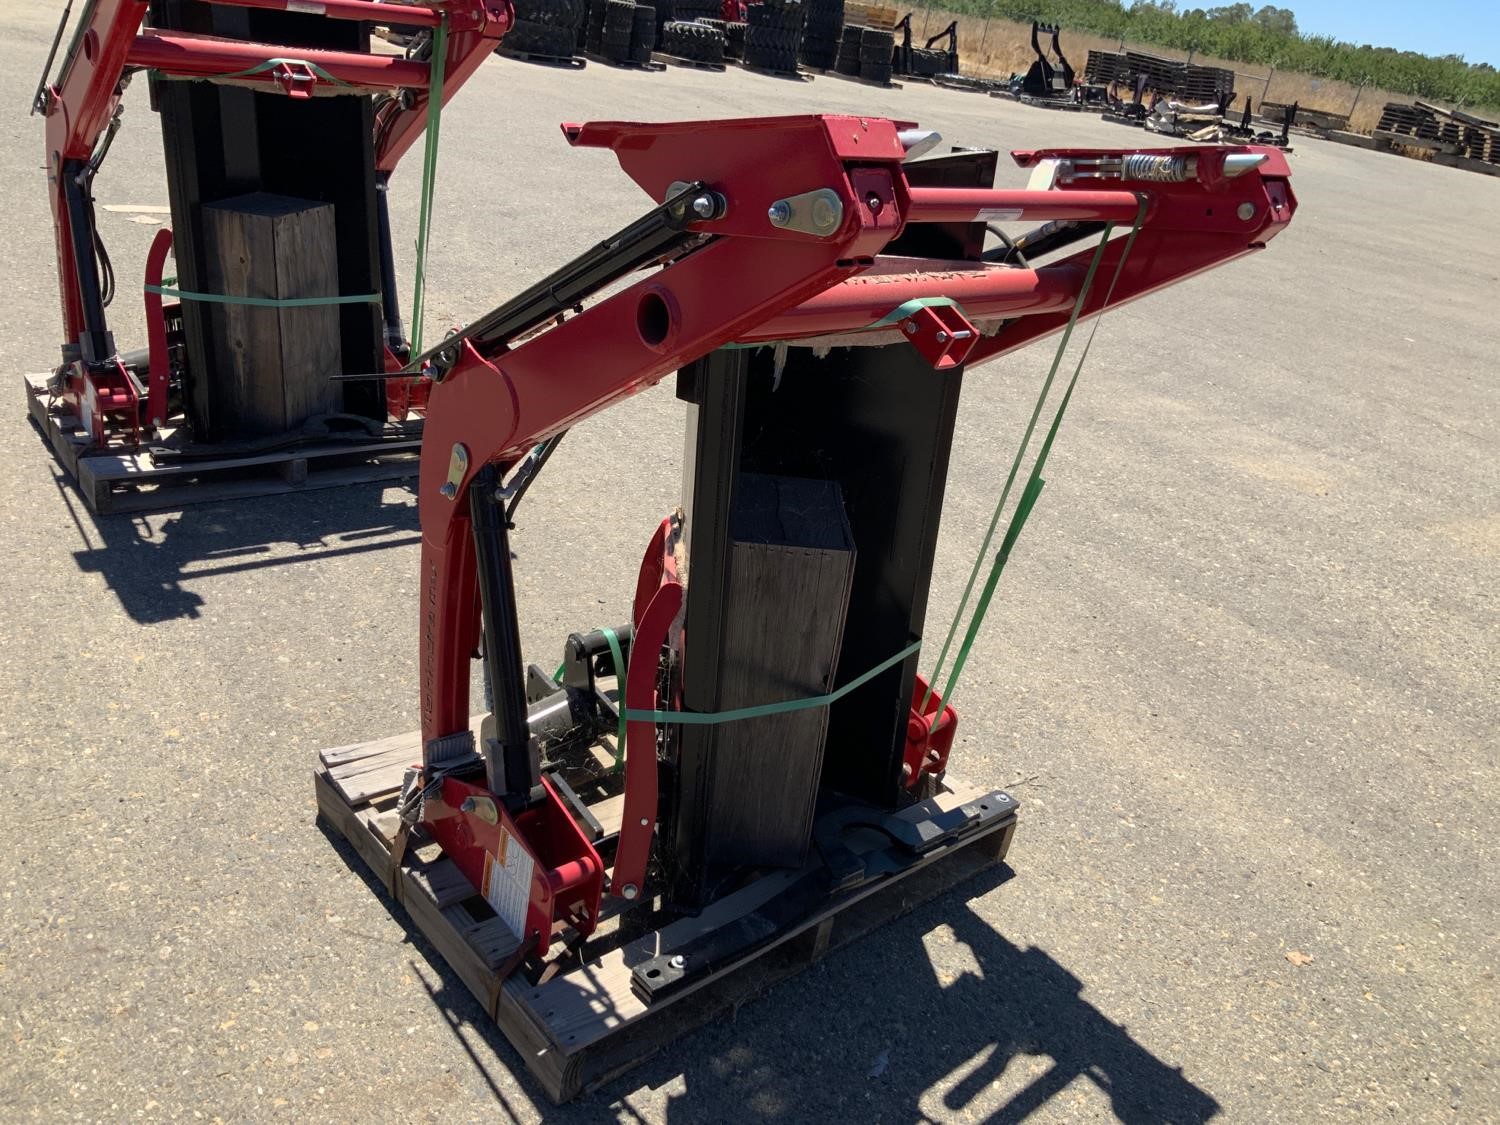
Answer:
811 195 838 232
692 194 716 218
1237 202 1256 221
767 200 792 227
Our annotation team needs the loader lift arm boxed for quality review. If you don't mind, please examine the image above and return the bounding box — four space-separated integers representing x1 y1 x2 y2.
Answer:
37 0 510 442
409 114 1294 957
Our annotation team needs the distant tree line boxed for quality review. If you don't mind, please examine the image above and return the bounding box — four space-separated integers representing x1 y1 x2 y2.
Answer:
948 0 1500 108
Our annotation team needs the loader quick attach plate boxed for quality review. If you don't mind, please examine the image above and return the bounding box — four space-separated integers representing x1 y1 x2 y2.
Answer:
313 720 1018 1104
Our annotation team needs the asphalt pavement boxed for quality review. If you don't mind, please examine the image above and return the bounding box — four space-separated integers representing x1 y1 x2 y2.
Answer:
2 3 1496 1121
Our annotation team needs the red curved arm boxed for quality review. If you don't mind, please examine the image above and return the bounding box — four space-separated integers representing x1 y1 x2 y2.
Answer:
413 117 1295 756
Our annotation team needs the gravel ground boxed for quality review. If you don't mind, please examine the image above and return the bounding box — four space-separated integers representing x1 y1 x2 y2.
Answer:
2 3 1496 1121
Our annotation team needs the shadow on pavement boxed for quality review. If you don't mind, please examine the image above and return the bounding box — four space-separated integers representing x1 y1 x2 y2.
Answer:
318 821 1219 1123
55 470 419 623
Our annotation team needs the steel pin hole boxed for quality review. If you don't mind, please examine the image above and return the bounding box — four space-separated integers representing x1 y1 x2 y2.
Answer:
636 290 672 348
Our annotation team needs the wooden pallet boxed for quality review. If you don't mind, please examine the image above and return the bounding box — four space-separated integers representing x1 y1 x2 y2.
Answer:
496 46 586 69
315 721 1019 1103
744 61 816 82
811 66 901 89
24 373 421 515
844 3 898 31
581 48 664 71
654 52 727 72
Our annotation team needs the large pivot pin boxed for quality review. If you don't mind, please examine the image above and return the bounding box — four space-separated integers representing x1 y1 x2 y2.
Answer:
439 443 469 500
767 188 845 237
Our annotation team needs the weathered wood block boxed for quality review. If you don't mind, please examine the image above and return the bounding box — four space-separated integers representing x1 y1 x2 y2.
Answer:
203 192 343 436
703 473 856 868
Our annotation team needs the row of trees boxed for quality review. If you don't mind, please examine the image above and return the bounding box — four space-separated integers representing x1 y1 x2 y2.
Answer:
946 0 1500 107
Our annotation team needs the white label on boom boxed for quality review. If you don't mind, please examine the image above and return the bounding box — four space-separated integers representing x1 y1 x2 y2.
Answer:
481 827 535 941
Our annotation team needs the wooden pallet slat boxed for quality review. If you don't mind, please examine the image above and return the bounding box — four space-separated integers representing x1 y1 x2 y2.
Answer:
23 373 422 515
315 720 1018 1103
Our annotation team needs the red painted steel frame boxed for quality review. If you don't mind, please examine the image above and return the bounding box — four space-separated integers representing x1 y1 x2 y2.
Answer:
412 116 1294 952
41 0 508 403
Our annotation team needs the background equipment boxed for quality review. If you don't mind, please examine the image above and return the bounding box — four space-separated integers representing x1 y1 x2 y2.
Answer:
27 0 508 512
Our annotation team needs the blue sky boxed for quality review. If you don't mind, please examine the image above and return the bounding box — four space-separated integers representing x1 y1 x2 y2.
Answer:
1186 0 1500 65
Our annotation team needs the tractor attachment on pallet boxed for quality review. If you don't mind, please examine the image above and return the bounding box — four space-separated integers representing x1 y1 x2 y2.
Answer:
28 0 508 511
315 113 1294 1100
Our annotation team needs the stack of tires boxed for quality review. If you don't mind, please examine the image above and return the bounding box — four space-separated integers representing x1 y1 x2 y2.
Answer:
584 0 605 53
724 20 748 59
630 3 657 62
857 25 893 84
798 0 843 70
657 0 718 27
505 0 586 57
660 18 726 64
744 0 804 74
834 22 862 75
594 0 636 61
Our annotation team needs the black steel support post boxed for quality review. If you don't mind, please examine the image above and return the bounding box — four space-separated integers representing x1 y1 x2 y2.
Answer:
375 172 404 355
61 160 115 365
470 463 542 808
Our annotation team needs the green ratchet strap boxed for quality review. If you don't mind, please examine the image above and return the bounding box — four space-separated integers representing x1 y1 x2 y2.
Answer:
144 284 379 309
865 295 963 329
601 626 627 769
622 640 921 726
923 199 1149 715
409 16 448 355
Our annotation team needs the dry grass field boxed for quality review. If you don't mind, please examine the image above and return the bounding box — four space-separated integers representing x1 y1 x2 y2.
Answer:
906 9 1473 134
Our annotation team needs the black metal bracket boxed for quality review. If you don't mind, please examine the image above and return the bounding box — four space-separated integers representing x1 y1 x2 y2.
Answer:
629 789 1019 1004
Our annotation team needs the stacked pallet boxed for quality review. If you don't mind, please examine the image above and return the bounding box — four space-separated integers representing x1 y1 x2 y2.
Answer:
1179 64 1234 104
843 1 896 30
1124 49 1181 93
1084 49 1233 105
1376 102 1442 141
1084 49 1124 86
1372 100 1500 173
1376 101 1500 162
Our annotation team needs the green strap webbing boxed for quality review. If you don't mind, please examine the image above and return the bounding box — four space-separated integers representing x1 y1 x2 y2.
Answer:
865 295 963 329
409 17 448 355
601 626 627 769
144 284 380 309
918 221 1118 716
622 640 921 726
932 200 1150 711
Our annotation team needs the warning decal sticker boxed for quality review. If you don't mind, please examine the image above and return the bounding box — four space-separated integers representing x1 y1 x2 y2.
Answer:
480 827 535 940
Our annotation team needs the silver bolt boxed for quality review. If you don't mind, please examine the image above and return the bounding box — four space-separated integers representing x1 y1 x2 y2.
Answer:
767 200 791 227
669 955 686 970
639 817 649 827
903 321 917 335
621 883 639 900
1237 201 1256 221
439 482 457 500
811 195 838 232
692 194 715 218
935 331 949 343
